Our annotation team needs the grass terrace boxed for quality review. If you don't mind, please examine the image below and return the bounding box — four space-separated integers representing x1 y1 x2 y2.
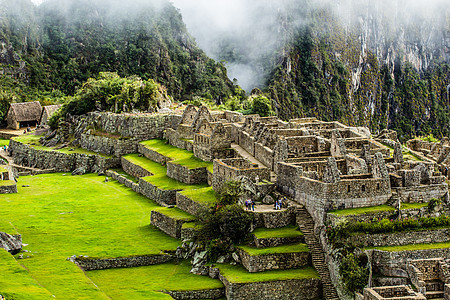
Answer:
152 207 196 221
140 139 213 172
179 186 218 206
0 138 9 147
252 225 303 239
123 153 209 191
0 173 184 299
87 260 224 300
215 264 319 283
238 243 309 256
368 242 450 252
401 202 428 210
0 180 15 186
0 249 54 299
328 204 395 216
110 168 139 183
12 134 112 157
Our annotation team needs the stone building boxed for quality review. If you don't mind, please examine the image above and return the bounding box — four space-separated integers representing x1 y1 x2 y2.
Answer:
6 101 42 130
40 104 62 126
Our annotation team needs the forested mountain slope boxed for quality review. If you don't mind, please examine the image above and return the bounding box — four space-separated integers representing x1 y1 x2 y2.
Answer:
0 0 236 122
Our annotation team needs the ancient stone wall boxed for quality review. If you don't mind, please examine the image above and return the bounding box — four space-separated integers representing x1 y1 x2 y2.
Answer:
254 142 274 170
216 270 322 300
348 229 450 248
138 143 170 165
150 210 191 238
9 139 120 173
105 170 140 193
78 133 137 157
370 248 450 278
75 254 174 271
138 178 178 206
252 234 304 248
396 183 448 203
166 162 208 185
0 181 17 194
176 192 209 216
252 207 296 229
239 131 255 156
238 248 310 272
167 288 225 300
164 128 194 151
83 112 177 141
121 157 153 178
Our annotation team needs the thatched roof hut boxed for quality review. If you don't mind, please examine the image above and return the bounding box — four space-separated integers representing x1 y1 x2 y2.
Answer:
6 101 42 130
40 104 62 126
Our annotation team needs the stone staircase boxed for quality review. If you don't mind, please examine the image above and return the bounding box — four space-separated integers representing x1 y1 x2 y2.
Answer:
296 208 340 300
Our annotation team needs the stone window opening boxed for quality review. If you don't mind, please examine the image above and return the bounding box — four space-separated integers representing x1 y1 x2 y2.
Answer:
433 267 436 272
347 185 351 193
362 185 366 192
377 183 380 190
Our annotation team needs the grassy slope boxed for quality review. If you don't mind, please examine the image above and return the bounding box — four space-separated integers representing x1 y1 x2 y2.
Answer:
12 134 112 157
238 243 309 256
0 138 9 147
87 261 224 299
328 204 395 216
140 139 213 172
0 173 183 299
0 249 54 299
401 202 428 209
123 154 209 191
252 225 303 239
152 207 196 221
179 186 218 206
216 264 319 283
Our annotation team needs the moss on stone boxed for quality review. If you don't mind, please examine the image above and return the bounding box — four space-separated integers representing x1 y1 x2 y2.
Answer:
252 225 303 239
238 243 309 256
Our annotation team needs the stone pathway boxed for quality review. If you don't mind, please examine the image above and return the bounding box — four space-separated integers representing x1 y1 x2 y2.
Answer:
243 204 287 213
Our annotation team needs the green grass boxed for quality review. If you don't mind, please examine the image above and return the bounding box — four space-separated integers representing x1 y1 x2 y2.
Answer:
140 139 213 172
123 154 208 191
12 134 112 158
401 202 428 210
0 249 54 299
0 166 8 173
215 264 319 283
0 138 9 147
110 168 139 183
252 225 303 239
238 243 309 256
328 204 395 216
402 150 423 162
153 207 196 221
179 186 218 206
0 173 182 299
368 242 450 252
87 260 224 299
0 180 15 186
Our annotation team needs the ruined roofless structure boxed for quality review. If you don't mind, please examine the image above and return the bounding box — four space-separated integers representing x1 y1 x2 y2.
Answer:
6 101 42 130
40 104 62 126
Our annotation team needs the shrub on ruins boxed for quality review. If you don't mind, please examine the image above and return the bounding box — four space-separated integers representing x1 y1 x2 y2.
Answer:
49 72 170 128
196 204 254 261
339 252 369 293
217 180 244 206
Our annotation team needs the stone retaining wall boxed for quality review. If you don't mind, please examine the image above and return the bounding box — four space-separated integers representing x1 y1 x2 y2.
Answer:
0 182 17 194
138 143 170 165
252 234 304 248
348 228 450 248
369 248 450 278
105 170 140 193
75 254 173 271
237 248 310 272
167 288 225 300
396 184 448 203
139 178 178 206
150 210 192 238
326 210 395 226
121 157 153 178
213 268 322 300
164 128 194 151
253 207 296 229
166 162 208 185
176 192 209 216
9 139 120 173
78 133 138 157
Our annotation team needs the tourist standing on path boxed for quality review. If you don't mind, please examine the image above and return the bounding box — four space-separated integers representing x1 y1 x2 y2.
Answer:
245 199 249 211
251 200 255 211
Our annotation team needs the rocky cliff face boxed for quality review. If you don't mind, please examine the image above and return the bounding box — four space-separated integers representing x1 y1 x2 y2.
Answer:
267 0 449 140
